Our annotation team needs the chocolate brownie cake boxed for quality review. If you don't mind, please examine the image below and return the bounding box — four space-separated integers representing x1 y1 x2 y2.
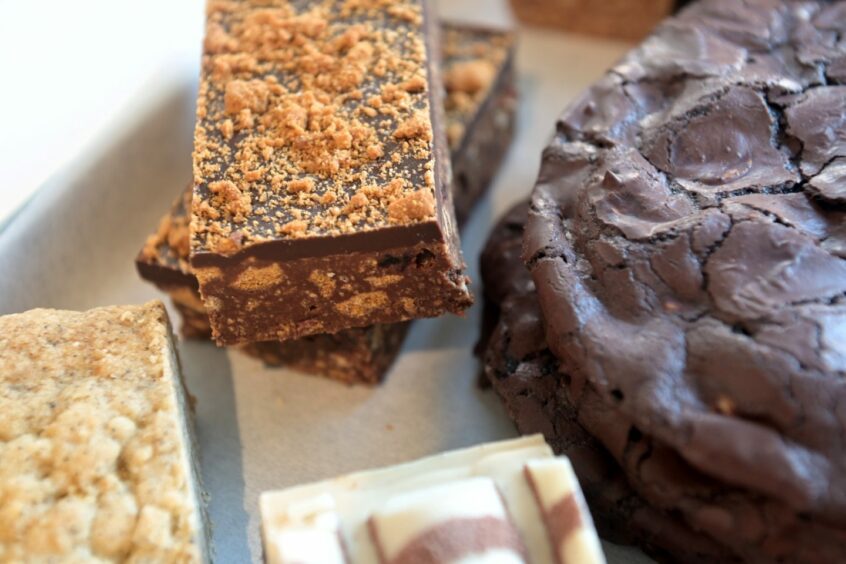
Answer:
482 1 846 561
481 204 736 564
485 206 846 563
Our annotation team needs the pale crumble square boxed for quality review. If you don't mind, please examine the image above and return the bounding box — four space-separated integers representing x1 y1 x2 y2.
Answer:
0 301 209 563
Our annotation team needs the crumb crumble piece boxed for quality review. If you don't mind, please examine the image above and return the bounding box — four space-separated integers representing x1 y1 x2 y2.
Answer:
387 189 435 224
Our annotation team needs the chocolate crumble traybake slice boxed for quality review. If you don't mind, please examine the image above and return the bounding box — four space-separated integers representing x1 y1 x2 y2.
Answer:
190 0 473 346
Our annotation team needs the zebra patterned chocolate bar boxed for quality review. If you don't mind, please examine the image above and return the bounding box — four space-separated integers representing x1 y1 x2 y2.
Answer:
525 459 605 564
259 435 604 564
370 478 527 563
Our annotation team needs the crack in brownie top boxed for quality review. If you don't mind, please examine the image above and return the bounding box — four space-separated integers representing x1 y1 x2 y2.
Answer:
191 0 444 256
524 0 846 527
483 205 845 563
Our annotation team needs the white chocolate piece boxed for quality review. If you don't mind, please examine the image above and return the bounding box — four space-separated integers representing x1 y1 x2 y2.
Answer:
263 493 346 564
453 551 526 564
525 459 605 564
260 435 605 564
370 477 525 563
266 528 346 564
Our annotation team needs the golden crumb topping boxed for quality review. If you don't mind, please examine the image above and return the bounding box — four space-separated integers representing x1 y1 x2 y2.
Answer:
0 302 204 563
139 188 194 275
191 0 443 256
143 24 512 272
441 25 513 148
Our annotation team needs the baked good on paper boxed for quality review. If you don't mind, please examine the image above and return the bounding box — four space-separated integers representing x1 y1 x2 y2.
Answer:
190 0 472 345
483 0 846 561
480 203 736 563
0 301 210 562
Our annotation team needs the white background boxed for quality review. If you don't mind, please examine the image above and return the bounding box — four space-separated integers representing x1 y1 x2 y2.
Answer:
0 0 205 228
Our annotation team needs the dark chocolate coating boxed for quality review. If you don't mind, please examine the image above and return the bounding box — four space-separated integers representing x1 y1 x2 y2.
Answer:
449 38 517 226
240 322 410 385
190 0 473 346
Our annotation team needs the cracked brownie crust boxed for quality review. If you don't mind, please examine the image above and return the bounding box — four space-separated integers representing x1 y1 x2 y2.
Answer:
481 203 736 564
483 201 846 562
518 0 846 561
0 302 209 563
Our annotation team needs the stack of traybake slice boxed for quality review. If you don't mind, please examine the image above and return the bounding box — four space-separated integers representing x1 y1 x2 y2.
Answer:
136 11 517 384
480 1 846 562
